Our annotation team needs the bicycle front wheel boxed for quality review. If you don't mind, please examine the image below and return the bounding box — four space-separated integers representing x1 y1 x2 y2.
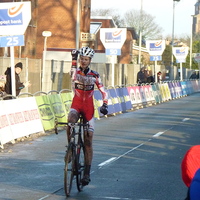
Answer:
76 139 85 191
64 143 75 197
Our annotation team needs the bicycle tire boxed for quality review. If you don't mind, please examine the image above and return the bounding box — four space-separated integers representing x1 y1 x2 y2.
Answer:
76 135 85 191
64 143 75 197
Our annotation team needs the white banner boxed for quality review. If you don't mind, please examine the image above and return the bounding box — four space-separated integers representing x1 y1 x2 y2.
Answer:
0 97 44 146
0 101 13 147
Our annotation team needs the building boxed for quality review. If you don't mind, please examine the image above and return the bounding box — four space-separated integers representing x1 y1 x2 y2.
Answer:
193 0 200 34
0 0 149 65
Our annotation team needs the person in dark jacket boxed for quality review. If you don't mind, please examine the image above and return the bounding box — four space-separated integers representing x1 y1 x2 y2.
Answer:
4 62 31 96
137 66 147 84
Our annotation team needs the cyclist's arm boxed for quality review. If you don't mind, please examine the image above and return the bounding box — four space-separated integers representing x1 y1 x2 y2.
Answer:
95 74 108 104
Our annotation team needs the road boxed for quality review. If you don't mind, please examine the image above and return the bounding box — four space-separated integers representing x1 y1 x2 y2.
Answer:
1 93 200 200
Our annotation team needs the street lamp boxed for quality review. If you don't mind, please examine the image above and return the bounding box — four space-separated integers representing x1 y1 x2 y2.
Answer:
190 15 196 70
76 0 81 49
42 31 52 90
171 0 180 68
138 0 143 68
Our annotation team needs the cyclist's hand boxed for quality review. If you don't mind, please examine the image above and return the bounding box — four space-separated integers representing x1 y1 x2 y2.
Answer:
100 103 108 115
71 50 79 60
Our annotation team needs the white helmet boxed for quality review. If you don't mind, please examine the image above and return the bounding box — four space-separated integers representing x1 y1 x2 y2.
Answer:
79 47 95 59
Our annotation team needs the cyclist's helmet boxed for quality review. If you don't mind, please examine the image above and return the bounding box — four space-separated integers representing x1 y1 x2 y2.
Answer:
79 47 95 59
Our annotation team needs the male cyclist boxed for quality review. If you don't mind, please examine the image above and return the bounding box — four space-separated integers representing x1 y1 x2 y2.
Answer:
67 46 108 186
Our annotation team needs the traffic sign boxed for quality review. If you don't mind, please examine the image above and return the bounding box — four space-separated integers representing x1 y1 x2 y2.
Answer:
150 55 162 61
0 35 24 47
106 48 121 55
0 2 31 35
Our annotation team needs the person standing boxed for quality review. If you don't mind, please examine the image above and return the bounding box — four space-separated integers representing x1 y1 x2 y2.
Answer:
4 62 31 96
137 66 147 85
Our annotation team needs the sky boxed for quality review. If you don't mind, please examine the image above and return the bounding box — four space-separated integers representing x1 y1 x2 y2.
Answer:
91 0 197 37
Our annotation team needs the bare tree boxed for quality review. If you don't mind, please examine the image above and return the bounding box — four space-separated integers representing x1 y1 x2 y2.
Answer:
123 9 163 40
91 8 125 27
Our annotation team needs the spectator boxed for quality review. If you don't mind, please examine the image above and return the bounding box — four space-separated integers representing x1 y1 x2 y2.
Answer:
137 66 147 85
189 72 197 79
4 62 31 96
0 75 7 97
146 66 154 83
181 145 200 200
157 71 162 83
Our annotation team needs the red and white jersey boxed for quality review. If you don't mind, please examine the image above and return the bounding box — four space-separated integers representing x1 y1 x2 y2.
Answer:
71 66 108 121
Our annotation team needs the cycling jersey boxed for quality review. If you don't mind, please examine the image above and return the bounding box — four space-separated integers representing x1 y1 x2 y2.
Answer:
70 66 108 124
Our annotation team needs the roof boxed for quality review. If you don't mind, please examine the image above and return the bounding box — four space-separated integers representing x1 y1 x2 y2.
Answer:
91 16 117 28
90 22 102 34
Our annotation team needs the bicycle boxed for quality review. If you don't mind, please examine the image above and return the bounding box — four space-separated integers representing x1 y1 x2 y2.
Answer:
55 115 89 197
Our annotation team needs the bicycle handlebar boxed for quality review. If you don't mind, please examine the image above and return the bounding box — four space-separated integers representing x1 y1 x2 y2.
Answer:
54 118 89 135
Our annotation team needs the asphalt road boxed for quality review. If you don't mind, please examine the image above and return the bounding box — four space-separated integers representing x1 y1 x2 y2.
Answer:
1 93 200 200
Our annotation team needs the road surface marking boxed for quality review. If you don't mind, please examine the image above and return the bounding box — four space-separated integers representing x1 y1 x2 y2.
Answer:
153 132 164 137
98 157 117 167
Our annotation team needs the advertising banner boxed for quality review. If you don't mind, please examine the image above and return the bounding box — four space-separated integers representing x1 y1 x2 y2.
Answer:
168 82 175 99
151 84 160 103
115 87 132 112
164 83 172 100
139 86 147 107
146 85 156 105
146 40 166 56
143 85 154 105
108 88 122 113
3 97 43 139
60 92 74 116
127 86 139 108
100 28 127 49
180 81 187 96
173 47 189 63
0 101 13 147
0 2 31 35
35 96 55 131
48 94 67 123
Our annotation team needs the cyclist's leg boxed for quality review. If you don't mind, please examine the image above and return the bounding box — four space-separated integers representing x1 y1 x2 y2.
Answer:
66 108 80 142
82 116 94 185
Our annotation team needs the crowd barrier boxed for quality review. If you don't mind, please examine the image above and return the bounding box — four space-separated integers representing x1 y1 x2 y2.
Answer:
0 80 199 149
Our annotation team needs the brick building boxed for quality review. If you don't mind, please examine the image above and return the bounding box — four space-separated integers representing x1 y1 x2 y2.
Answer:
0 0 149 65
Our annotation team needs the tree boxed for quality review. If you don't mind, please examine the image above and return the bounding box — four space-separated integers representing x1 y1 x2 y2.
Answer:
123 9 163 40
91 9 124 27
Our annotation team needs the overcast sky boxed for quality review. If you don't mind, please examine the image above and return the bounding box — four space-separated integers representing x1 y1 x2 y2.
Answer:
91 0 197 37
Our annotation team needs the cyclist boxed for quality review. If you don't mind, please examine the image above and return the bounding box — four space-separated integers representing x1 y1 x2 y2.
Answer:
67 46 108 186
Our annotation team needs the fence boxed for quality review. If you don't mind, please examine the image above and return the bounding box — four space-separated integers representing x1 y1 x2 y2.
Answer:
0 57 195 94
0 80 199 149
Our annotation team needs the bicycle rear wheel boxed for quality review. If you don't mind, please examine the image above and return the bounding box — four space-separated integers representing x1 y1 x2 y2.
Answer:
64 143 75 197
76 137 85 191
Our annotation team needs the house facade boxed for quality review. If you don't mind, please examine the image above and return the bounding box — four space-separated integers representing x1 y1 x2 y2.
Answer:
0 0 149 65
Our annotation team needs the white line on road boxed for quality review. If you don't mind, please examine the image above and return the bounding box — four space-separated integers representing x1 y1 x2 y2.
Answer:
98 157 117 167
153 132 164 137
182 118 190 122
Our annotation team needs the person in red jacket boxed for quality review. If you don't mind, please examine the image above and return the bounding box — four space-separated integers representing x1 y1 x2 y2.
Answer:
67 47 108 186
